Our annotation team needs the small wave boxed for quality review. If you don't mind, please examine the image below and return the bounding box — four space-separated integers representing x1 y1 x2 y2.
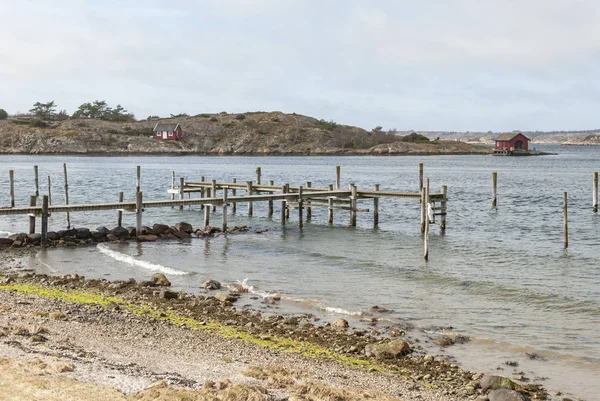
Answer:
97 244 188 276
0 230 15 237
323 306 364 316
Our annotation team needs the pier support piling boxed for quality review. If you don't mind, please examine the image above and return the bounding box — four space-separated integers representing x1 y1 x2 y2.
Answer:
350 184 357 227
136 191 143 236
564 192 568 249
34 165 39 197
41 195 48 246
47 176 52 206
492 172 498 208
336 166 341 189
256 167 261 185
418 163 423 196
171 171 175 203
231 178 237 213
247 181 253 216
136 166 141 194
117 192 123 227
212 180 217 212
298 186 304 228
9 170 14 208
373 184 380 228
28 196 36 234
420 186 426 234
593 172 598 213
222 188 228 232
268 180 274 217
306 182 312 221
63 163 70 229
281 184 288 225
328 184 334 224
179 177 184 210
440 185 447 232
424 178 430 261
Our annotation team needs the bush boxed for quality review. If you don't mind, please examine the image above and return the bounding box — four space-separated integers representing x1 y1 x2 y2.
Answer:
31 120 49 128
0 109 7 120
235 114 246 120
209 117 218 122
196 113 211 118
398 132 430 143
316 119 338 131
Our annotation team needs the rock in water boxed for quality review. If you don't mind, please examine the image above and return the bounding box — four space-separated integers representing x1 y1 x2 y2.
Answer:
332 318 349 329
364 339 411 359
202 280 221 290
151 273 171 287
215 293 237 303
153 224 170 234
160 289 178 299
488 388 526 401
480 375 516 391
175 222 193 233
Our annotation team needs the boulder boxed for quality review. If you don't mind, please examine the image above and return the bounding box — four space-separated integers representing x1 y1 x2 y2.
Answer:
125 226 137 237
215 292 237 303
202 280 221 290
332 318 349 329
175 222 193 233
111 226 130 239
370 305 389 313
47 231 60 241
364 339 411 359
137 234 158 242
75 227 91 239
172 230 190 239
91 231 106 240
27 233 41 244
12 240 23 247
433 336 455 347
152 224 170 234
480 375 516 391
106 233 119 241
141 226 157 235
151 273 171 287
488 388 526 401
8 233 26 241
0 238 13 246
231 283 248 293
160 289 178 300
96 226 110 235
60 228 77 238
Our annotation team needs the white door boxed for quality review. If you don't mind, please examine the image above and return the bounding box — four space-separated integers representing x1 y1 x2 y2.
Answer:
162 132 167 139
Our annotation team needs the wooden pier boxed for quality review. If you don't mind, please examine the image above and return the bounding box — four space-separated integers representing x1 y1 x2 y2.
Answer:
1 165 448 260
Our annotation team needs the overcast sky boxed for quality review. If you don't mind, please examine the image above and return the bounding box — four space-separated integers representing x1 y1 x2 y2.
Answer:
1 0 599 131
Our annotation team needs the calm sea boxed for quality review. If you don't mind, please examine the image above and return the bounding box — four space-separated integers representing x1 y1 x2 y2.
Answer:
0 146 598 400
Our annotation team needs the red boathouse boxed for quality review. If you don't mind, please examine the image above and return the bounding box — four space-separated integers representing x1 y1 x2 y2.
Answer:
494 132 530 152
153 123 182 140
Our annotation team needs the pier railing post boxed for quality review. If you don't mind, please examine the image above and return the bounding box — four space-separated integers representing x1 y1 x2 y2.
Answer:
28 196 36 234
268 180 274 217
349 183 357 227
336 166 341 190
593 172 598 213
41 195 48 246
424 178 430 261
285 185 290 220
418 163 423 196
420 185 426 233
136 191 143 236
222 187 228 232
281 184 288 225
306 181 312 221
328 184 334 224
373 184 379 228
212 179 217 212
136 165 141 193
203 201 210 228
231 178 237 213
256 167 261 185
47 176 52 206
117 192 124 227
492 172 497 208
9 170 14 208
171 171 175 202
179 177 184 210
63 163 70 229
247 181 253 216
34 165 39 197
298 185 303 228
440 185 447 232
564 192 568 249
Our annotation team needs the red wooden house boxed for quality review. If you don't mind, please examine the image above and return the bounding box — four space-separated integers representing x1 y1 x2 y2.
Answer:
153 123 182 140
494 132 530 151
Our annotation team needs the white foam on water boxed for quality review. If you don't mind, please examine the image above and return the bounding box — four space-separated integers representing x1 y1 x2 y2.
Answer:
323 306 364 316
0 230 15 237
97 244 188 276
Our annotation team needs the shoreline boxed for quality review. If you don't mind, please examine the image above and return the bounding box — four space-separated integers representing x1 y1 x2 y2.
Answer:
0 151 490 157
0 250 563 401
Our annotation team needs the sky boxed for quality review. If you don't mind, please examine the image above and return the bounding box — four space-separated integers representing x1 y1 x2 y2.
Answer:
1 0 599 132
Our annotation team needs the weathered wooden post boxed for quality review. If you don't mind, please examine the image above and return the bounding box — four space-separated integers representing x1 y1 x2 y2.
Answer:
203 200 210 228
63 163 70 229
212 180 217 212
28 196 36 234
281 184 288 225
47 176 52 205
593 172 598 213
179 177 184 210
440 185 447 232
336 166 341 189
222 187 228 232
117 192 124 227
34 165 39 197
349 184 357 227
268 180 274 217
171 171 175 202
231 178 237 213
256 167 261 185
9 170 14 207
418 163 423 195
136 165 141 193
424 178 430 261
298 185 304 228
373 184 380 228
306 182 312 221
247 181 253 216
564 192 568 249
492 172 498 208
420 186 426 234
136 191 143 236
41 195 48 246
328 184 334 224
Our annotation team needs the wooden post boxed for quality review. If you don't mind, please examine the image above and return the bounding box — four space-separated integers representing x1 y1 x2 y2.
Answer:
256 167 261 185
424 178 430 261
281 184 288 225
178 177 184 210
28 196 36 234
204 202 210 228
34 165 39 197
298 185 303 228
9 170 14 208
420 185 426 234
222 187 228 232
328 184 334 224
492 172 497 208
593 172 598 213
306 182 312 221
440 185 447 232
418 163 423 195
212 179 217 212
336 166 341 189
564 192 568 249
41 195 48 246
117 192 124 227
47 175 52 205
63 163 70 229
136 191 143 236
268 180 274 217
171 171 175 202
136 165 141 193
246 181 253 216
231 178 237 213
373 184 379 228
349 184 357 227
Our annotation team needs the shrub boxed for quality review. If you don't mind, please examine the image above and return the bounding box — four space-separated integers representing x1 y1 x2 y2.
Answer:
196 113 211 118
30 120 49 128
0 109 7 120
398 132 430 143
209 117 218 122
11 120 30 126
316 119 338 131
235 114 246 120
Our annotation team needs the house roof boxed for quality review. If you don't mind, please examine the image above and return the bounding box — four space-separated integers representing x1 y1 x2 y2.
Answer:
495 132 530 141
153 123 180 132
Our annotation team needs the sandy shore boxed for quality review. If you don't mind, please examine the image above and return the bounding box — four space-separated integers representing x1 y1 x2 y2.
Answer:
0 250 557 401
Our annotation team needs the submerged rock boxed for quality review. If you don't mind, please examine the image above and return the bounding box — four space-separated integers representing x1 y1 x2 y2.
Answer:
364 339 411 359
202 280 221 290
